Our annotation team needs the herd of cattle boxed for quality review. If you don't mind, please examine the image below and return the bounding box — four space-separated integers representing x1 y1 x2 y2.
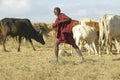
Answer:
0 14 120 55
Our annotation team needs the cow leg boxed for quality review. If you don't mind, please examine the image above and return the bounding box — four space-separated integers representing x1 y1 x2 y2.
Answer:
79 40 84 50
114 38 119 54
3 37 8 52
108 36 112 46
108 36 113 53
88 43 92 55
28 39 36 51
105 36 112 54
18 36 22 52
75 37 80 47
91 42 98 55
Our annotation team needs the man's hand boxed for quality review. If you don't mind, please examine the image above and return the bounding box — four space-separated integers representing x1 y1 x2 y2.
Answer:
58 19 70 24
58 20 64 24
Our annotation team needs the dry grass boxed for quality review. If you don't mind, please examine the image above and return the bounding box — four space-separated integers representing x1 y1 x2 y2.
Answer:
0 37 120 80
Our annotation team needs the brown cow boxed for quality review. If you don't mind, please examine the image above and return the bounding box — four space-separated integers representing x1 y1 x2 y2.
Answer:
72 19 79 27
85 21 99 37
32 22 53 40
85 21 99 31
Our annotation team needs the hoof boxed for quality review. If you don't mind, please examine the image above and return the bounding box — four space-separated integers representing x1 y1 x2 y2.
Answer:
4 50 9 52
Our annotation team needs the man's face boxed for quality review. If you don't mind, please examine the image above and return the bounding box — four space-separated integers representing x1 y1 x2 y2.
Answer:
54 9 59 16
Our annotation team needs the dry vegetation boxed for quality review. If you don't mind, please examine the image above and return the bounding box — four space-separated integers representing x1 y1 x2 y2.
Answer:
0 37 120 80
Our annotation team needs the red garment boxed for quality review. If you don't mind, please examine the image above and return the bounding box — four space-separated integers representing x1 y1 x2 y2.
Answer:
53 13 75 44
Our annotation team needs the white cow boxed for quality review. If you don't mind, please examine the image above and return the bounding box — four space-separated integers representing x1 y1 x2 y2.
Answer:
72 24 98 55
99 14 120 54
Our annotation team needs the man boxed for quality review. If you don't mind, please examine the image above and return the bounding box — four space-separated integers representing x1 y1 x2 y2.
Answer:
53 7 85 63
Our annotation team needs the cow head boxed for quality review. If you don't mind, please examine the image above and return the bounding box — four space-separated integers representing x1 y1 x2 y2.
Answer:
38 34 45 45
35 27 45 45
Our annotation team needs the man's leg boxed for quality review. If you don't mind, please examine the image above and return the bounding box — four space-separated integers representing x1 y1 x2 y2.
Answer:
55 42 60 62
71 43 85 62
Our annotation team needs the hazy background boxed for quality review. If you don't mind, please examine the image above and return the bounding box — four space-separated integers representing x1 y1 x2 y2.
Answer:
0 0 119 23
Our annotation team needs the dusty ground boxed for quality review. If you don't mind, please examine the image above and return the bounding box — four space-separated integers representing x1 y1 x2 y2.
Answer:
0 37 120 80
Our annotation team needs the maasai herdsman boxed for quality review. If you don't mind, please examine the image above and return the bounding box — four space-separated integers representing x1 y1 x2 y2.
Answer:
53 7 85 63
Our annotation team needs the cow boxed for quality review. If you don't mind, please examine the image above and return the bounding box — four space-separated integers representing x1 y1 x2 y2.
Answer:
32 22 54 40
85 20 99 41
72 24 98 55
0 18 45 52
86 21 99 31
72 19 99 54
79 18 91 26
99 14 120 54
72 19 79 27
